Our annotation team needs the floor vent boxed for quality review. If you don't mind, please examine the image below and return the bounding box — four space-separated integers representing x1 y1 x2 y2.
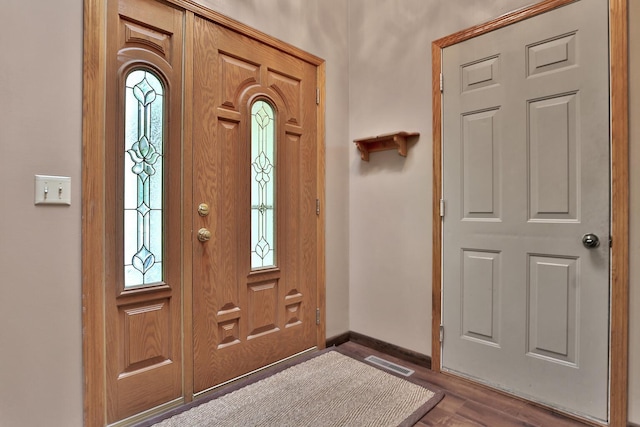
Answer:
364 355 414 377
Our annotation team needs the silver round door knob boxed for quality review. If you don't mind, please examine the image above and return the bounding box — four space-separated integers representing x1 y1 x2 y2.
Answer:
582 233 600 248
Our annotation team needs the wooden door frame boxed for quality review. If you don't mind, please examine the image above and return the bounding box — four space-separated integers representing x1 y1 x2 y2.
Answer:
431 0 628 425
82 0 326 424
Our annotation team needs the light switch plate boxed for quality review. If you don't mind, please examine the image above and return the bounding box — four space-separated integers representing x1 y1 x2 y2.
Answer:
35 175 71 205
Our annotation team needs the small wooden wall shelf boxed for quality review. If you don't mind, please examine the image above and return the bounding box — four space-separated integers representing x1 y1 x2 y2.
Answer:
354 131 419 161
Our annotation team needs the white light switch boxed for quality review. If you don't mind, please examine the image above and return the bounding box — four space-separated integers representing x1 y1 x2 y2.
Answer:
35 175 71 205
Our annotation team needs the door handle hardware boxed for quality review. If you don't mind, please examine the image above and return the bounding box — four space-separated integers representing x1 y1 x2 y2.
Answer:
197 228 211 242
582 233 600 249
197 203 210 217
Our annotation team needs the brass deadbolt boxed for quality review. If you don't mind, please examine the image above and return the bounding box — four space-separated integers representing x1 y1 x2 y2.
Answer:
197 203 210 217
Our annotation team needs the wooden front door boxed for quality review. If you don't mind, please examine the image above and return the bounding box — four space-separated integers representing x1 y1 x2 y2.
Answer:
99 0 323 423
440 0 610 421
191 18 319 392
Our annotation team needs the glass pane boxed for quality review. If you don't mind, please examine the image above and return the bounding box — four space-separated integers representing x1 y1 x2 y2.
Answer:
251 100 276 269
123 69 164 288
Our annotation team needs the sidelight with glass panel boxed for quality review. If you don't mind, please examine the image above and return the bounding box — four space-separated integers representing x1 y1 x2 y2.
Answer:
123 69 164 288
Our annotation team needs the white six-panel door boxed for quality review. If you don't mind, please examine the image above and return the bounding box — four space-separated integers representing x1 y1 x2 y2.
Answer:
441 0 610 420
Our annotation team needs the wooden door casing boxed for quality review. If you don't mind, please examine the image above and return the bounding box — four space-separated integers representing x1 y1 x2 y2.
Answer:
191 18 319 393
441 0 610 420
104 0 184 422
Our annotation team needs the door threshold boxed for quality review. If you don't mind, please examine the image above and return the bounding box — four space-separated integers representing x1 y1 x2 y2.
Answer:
193 346 318 399
108 398 184 427
440 368 607 427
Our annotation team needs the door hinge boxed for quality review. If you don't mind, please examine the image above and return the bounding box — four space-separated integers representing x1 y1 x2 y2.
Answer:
316 308 321 325
439 199 445 217
316 198 320 216
316 88 320 105
610 236 613 248
439 324 444 343
439 73 444 93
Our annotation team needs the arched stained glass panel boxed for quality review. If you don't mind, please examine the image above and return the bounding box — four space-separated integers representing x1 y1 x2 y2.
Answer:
251 100 276 269
123 69 164 288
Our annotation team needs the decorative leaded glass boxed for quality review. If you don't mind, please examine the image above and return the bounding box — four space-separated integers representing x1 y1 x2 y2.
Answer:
124 69 164 288
251 100 276 269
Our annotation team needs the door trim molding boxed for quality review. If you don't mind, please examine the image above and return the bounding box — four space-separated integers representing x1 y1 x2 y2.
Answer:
431 0 628 425
82 1 326 425
82 0 107 424
316 61 327 350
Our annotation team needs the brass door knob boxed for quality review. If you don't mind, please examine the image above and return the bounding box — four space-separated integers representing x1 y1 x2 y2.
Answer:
197 228 211 242
197 203 210 217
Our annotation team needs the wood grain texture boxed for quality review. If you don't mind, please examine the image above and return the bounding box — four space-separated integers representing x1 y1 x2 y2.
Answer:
609 0 629 425
432 0 629 424
85 0 326 424
316 61 326 350
191 16 224 391
431 40 442 375
82 0 107 424
168 0 324 67
181 9 195 405
191 19 320 393
104 0 184 422
97 0 183 425
353 131 419 161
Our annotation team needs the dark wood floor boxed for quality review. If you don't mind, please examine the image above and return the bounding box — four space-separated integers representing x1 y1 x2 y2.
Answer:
338 341 593 427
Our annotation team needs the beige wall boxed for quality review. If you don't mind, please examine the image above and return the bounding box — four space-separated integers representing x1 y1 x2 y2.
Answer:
629 1 640 423
1 0 637 425
0 1 84 426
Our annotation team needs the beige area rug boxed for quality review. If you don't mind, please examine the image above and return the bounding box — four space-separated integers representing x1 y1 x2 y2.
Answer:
145 349 443 427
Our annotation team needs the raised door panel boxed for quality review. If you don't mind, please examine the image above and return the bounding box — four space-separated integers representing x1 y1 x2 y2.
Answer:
526 33 576 77
528 93 578 220
461 250 501 345
462 109 501 219
527 255 578 364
